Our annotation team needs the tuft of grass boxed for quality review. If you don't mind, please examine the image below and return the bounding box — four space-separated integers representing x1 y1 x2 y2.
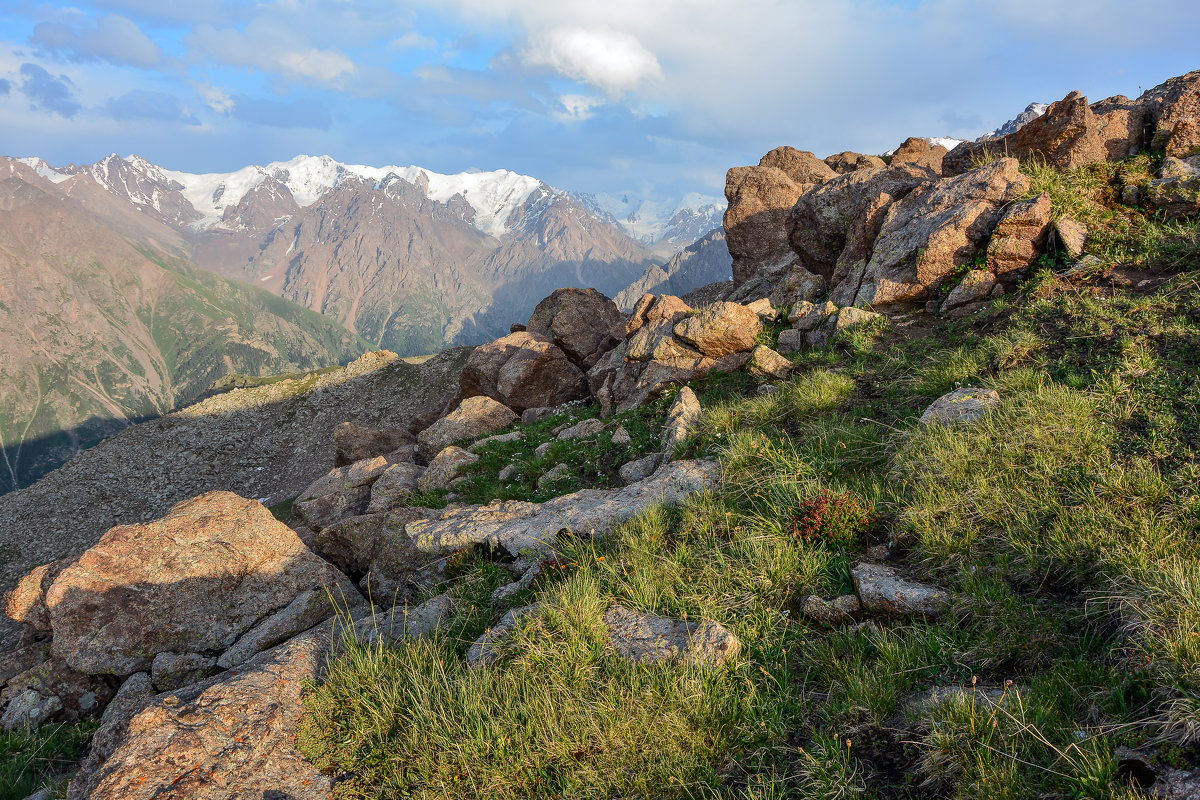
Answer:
0 721 96 800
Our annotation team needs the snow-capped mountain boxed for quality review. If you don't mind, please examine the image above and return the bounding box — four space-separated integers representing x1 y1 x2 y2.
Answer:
577 191 726 253
980 102 1050 141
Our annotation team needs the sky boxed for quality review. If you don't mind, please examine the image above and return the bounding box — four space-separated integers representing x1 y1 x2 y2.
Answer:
0 1 1198 204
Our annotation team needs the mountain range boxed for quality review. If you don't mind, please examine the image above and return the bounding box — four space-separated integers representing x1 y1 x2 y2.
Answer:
0 152 732 493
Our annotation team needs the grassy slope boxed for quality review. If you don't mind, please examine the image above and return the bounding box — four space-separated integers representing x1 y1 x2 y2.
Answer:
296 156 1200 799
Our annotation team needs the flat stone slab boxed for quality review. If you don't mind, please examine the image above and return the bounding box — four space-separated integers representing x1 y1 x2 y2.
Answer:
919 387 1000 427
852 562 949 618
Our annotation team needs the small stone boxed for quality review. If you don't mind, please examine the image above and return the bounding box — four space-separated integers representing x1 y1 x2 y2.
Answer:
611 425 632 445
537 463 572 491
800 594 862 627
744 297 777 322
789 300 838 331
557 418 604 440
490 565 540 607
943 270 997 310
534 442 554 459
498 464 519 482
417 446 480 492
468 605 540 668
919 387 1001 427
2 689 61 730
756 384 780 397
1053 217 1088 258
1120 184 1141 206
521 407 555 424
1060 254 1103 277
469 430 524 452
851 562 949 617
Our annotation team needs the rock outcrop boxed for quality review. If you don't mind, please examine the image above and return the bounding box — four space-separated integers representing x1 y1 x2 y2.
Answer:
457 331 588 412
526 287 624 369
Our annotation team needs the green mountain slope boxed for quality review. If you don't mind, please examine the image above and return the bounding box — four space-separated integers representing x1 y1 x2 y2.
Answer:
0 163 369 494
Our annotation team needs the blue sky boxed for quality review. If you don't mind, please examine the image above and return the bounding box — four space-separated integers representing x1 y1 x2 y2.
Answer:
1 1 1198 203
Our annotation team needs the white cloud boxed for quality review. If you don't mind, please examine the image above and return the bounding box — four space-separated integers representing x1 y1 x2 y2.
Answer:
197 82 234 114
554 93 602 122
389 31 438 50
31 14 166 69
519 26 661 98
187 20 357 86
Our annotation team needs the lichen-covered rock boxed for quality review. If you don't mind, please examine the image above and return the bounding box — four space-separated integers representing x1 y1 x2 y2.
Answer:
42 492 358 676
851 562 949 617
986 193 1052 276
418 446 479 492
350 593 455 645
1 656 111 729
217 586 361 670
801 594 862 627
920 387 1001 426
1145 155 1200 219
618 454 664 485
67 626 338 800
603 605 741 666
789 300 839 331
672 302 763 357
294 456 392 530
746 345 793 380
526 288 624 369
366 462 425 513
662 387 702 454
3 560 69 634
855 158 1029 306
419 395 518 460
890 137 949 173
333 422 413 467
776 328 805 354
557 418 604 440
725 159 815 285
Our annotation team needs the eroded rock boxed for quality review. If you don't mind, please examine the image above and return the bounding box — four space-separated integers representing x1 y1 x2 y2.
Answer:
603 605 741 666
417 446 479 492
852 562 949 617
419 396 518 460
920 387 1001 426
672 301 763 357
526 288 624 369
662 387 702 454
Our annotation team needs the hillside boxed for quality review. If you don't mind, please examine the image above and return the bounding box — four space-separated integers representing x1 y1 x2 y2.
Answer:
0 159 370 494
2 68 1199 800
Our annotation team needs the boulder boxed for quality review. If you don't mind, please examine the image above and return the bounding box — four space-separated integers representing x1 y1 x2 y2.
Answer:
521 406 556 424
672 302 763 357
150 652 217 692
744 297 776 322
1052 218 1088 258
350 593 455 645
851 562 949 617
824 151 887 174
469 430 523 452
537 463 572 491
458 332 588 412
67 672 156 800
418 395 518 459
216 585 360 670
603 605 741 666
776 328 805 354
662 387 702 454
854 158 1030 307
920 387 1001 426
1165 118 1200 158
526 288 624 369
986 193 1052 276
890 137 949 173
789 300 838 331
333 422 413 467
942 270 997 311
417 446 479 492
759 146 838 186
3 559 69 634
789 166 932 305
67 626 338 800
766 262 827 307
725 164 812 285
404 460 720 568
746 345 793 380
366 462 425 513
294 456 392 530
42 492 359 676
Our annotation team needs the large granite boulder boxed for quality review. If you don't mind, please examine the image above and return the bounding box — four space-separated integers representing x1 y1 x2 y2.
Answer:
293 455 393 530
725 147 835 286
788 165 932 305
672 301 763 357
890 137 949 173
853 158 1030 307
418 395 518 460
457 331 588 412
40 492 360 676
824 151 887 174
526 288 624 369
67 624 339 800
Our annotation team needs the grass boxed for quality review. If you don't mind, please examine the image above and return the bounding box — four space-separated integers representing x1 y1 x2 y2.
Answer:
0 721 96 800
297 154 1200 799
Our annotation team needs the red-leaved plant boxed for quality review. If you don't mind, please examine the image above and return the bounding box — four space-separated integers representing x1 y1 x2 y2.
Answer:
791 490 876 549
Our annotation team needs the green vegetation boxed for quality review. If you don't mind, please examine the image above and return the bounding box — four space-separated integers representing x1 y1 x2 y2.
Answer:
298 157 1200 798
1 721 96 800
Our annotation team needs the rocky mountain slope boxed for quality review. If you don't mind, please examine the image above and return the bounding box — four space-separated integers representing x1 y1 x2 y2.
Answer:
3 67 1198 800
0 158 369 495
